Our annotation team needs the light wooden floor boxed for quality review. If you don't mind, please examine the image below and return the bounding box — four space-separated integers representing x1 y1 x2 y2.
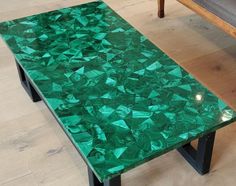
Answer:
1 0 236 185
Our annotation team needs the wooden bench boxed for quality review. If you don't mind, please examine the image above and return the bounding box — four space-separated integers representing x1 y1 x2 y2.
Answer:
158 0 236 39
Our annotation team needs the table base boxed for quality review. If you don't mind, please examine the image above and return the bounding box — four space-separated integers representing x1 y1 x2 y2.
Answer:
88 168 121 186
16 61 41 102
178 131 216 175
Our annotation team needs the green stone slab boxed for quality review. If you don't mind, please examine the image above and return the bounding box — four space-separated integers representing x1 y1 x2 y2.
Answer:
0 0 236 181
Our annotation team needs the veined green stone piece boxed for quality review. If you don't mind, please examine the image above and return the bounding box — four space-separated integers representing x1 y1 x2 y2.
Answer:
0 1 236 181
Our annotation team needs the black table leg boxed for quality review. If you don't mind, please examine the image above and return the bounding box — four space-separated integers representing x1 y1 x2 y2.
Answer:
177 131 216 174
15 61 41 102
88 167 121 186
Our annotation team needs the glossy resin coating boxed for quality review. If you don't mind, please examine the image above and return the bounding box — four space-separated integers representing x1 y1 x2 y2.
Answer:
0 1 236 181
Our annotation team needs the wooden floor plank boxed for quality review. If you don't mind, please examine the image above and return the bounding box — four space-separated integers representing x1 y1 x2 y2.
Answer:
0 0 236 185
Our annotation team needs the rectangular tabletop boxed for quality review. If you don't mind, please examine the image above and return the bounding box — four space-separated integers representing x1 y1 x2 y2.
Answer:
0 1 236 181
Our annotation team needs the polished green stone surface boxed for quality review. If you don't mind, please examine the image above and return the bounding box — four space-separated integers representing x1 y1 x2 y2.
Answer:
0 1 236 181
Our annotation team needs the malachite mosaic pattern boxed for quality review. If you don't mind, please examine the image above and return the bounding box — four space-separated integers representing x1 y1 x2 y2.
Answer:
0 1 236 181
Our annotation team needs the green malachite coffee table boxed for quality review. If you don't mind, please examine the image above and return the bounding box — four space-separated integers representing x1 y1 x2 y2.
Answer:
0 1 236 185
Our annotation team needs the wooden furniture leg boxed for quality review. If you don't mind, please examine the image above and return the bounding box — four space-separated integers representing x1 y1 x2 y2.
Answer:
158 0 165 18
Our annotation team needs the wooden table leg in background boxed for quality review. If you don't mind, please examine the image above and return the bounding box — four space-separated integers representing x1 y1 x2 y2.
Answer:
158 0 165 18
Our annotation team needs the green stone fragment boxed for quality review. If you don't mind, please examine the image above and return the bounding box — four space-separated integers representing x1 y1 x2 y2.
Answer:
39 34 48 41
168 67 182 78
151 141 162 151
112 120 129 129
76 67 85 75
117 85 126 93
99 106 115 117
134 69 145 75
132 110 153 118
22 46 36 54
102 39 112 46
116 105 131 118
47 98 64 110
105 77 116 86
94 125 107 141
79 140 93 156
108 165 125 174
94 33 107 40
113 147 128 158
77 16 89 26
101 93 112 99
66 94 80 104
148 90 159 98
85 70 104 78
146 61 162 71
52 83 62 92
